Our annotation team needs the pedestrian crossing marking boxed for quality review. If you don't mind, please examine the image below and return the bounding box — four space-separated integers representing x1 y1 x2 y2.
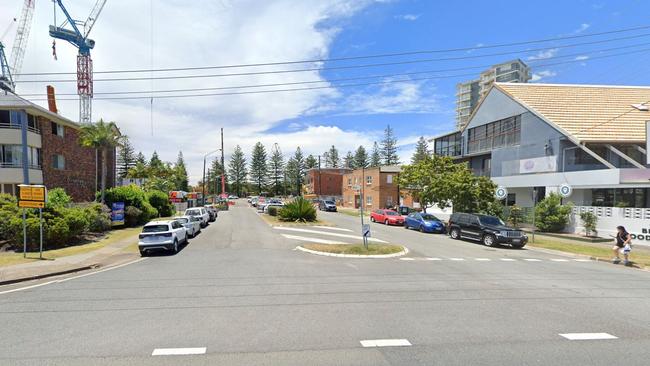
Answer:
274 227 388 243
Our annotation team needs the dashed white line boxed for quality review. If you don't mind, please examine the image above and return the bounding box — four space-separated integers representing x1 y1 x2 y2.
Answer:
551 258 569 262
281 234 347 245
573 259 592 262
273 227 387 243
474 258 491 261
425 257 442 261
56 258 147 283
360 339 412 347
500 258 516 261
152 347 207 356
448 258 465 261
399 258 415 261
559 333 617 340
523 258 542 262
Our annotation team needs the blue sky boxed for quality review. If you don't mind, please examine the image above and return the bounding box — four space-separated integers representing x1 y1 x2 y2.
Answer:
2 0 649 182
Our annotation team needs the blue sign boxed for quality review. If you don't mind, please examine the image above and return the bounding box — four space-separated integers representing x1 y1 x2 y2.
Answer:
111 202 125 226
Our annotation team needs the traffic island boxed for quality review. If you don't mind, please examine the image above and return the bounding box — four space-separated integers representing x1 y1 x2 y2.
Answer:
296 243 408 258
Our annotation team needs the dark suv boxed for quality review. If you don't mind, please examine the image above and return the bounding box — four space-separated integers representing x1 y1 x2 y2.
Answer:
447 213 528 248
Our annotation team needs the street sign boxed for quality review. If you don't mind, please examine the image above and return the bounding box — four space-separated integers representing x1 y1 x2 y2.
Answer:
18 184 47 208
559 183 573 198
18 200 44 208
352 184 361 192
495 186 508 200
111 202 125 226
362 224 371 238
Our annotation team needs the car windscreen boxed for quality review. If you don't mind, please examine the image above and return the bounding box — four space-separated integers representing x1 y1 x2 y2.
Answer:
385 211 399 216
478 215 505 226
324 201 335 205
186 209 200 216
142 225 169 233
176 218 189 224
421 214 439 221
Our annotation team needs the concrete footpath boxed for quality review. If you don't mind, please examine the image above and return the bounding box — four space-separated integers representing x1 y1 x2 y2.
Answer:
0 232 140 286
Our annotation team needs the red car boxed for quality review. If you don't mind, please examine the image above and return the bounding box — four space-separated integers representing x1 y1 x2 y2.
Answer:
370 209 404 225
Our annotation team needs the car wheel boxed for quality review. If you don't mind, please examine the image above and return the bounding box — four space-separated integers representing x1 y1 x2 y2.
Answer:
483 234 496 247
384 219 389 225
370 216 375 222
172 239 179 253
404 223 409 229
450 228 460 239
139 249 147 257
419 225 424 233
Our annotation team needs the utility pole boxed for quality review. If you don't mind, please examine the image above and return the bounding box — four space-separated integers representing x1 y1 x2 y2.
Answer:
318 155 322 199
220 128 225 197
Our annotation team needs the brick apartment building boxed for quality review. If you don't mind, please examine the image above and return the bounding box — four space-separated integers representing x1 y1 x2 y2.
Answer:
341 166 413 209
304 167 352 199
0 91 116 201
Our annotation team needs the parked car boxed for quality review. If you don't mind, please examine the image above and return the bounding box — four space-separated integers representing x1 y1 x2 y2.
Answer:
318 200 337 212
370 209 404 225
175 216 201 238
228 195 239 199
248 196 258 204
138 220 188 255
264 202 285 213
258 198 282 212
204 205 218 222
184 207 209 227
447 212 528 248
404 212 446 233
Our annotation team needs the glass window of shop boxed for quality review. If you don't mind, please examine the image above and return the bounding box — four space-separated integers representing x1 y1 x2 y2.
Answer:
591 188 650 208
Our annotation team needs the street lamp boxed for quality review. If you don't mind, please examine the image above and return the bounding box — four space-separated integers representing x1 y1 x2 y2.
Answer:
202 149 221 205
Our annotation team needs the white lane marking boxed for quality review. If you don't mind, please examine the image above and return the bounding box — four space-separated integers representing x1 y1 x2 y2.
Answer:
449 258 465 261
273 227 387 243
56 258 148 283
474 258 491 261
523 258 542 262
311 226 353 232
559 333 618 340
281 234 348 245
551 258 569 262
152 347 207 356
360 339 412 347
399 258 415 261
573 259 592 262
425 257 442 261
500 258 516 261
0 280 57 295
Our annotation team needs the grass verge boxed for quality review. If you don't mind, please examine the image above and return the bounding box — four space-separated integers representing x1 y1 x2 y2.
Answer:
528 237 650 268
302 243 404 255
0 227 142 267
337 208 370 217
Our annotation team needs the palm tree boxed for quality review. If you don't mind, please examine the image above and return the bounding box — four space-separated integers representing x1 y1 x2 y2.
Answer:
78 119 124 203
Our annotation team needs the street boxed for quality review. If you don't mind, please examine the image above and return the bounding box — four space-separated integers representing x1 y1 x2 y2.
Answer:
1 202 650 365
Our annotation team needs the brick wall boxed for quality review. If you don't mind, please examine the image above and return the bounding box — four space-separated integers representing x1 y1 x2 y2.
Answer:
40 117 116 202
341 167 404 209
305 169 347 196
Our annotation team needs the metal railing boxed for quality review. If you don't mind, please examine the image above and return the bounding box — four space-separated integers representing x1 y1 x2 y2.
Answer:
0 162 41 169
0 122 41 134
467 131 520 154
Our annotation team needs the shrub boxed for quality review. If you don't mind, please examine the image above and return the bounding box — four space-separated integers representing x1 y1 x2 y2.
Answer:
84 203 111 232
141 202 158 223
508 205 524 228
278 197 316 222
46 216 71 247
124 206 142 227
580 212 598 236
267 206 278 216
61 207 89 238
146 190 174 217
8 215 42 252
535 193 573 232
47 188 72 208
0 193 18 241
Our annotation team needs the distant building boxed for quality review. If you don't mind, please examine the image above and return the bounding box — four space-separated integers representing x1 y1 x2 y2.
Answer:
0 92 116 201
456 59 531 130
340 166 413 209
304 167 352 199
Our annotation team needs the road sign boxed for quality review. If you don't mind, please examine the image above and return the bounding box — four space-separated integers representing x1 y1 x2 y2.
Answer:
362 224 371 238
559 183 573 198
111 202 125 226
352 184 361 192
18 200 44 208
495 186 508 200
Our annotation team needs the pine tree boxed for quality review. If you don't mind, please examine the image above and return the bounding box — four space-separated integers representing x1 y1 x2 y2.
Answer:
284 158 299 196
250 142 268 194
325 145 340 168
305 154 318 169
135 151 146 165
228 145 247 197
149 151 165 175
380 124 399 165
354 145 369 169
116 137 136 178
174 151 189 192
290 147 305 194
207 158 224 194
411 136 429 164
370 142 381 167
343 151 355 169
268 145 285 196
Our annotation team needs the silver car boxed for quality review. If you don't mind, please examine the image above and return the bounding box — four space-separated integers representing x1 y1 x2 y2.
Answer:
175 216 201 238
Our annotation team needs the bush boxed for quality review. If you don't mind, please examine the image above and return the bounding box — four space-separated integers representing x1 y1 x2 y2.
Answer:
146 190 174 217
535 193 573 232
61 207 89 238
267 206 278 216
46 216 71 247
580 212 598 236
508 205 524 228
278 197 316 222
47 188 72 208
125 206 142 227
84 203 111 232
8 215 42 252
0 193 18 241
104 185 158 225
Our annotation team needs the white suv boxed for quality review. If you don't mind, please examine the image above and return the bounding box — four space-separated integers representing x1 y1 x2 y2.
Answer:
138 220 188 256
184 207 209 227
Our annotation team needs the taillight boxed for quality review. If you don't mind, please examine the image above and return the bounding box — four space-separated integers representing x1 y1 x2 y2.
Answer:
162 232 172 237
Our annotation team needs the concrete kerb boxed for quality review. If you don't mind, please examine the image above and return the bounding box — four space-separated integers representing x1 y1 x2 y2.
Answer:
526 245 650 272
295 245 409 259
0 264 99 286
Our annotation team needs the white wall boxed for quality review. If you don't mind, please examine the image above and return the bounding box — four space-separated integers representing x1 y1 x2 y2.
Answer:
567 206 650 246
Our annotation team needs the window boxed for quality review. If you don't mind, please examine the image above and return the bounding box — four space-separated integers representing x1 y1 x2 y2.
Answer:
0 145 22 167
386 196 393 207
51 122 64 137
26 114 39 132
366 175 373 185
434 132 462 157
366 196 373 206
506 193 516 206
467 115 521 154
347 178 352 187
2 184 15 195
52 154 65 170
0 110 10 125
386 174 393 184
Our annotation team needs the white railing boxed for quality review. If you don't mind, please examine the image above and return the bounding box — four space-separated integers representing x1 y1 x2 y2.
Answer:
572 205 613 218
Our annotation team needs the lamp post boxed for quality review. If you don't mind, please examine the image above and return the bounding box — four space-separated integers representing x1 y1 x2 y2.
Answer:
202 149 221 205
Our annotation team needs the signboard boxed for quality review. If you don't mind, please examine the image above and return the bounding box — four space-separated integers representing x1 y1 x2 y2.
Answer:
111 202 125 226
519 156 557 174
352 184 361 192
18 184 47 208
362 224 371 238
559 183 572 198
646 121 650 165
495 186 508 200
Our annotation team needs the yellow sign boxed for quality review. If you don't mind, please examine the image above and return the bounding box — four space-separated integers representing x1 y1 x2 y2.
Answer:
18 185 46 202
18 200 45 208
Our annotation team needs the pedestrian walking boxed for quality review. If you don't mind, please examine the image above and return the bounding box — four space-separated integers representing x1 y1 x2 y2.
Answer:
612 225 632 265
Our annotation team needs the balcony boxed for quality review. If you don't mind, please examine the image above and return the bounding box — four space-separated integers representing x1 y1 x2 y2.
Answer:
467 131 520 155
0 121 41 134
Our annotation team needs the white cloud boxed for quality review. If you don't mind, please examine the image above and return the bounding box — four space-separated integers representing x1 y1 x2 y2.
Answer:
530 70 557 82
574 23 590 33
574 55 589 61
527 48 559 61
394 14 420 21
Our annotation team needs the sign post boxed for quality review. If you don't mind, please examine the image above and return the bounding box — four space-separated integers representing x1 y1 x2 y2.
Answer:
17 185 47 258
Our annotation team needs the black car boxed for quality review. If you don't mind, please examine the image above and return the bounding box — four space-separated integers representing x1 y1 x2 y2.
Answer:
318 200 337 212
447 212 527 248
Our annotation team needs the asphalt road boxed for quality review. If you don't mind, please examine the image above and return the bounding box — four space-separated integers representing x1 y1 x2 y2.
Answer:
1 201 649 365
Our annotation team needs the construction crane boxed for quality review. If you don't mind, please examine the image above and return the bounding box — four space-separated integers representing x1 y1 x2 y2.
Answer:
0 42 13 92
49 0 107 124
10 0 35 84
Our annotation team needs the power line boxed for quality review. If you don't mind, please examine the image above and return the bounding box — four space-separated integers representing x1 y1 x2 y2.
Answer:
25 46 650 102
15 24 650 76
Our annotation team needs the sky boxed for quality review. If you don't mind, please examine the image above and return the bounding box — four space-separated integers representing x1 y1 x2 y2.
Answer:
1 0 650 184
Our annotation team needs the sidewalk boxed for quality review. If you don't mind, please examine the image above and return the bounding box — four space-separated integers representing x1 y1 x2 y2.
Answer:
0 230 141 286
